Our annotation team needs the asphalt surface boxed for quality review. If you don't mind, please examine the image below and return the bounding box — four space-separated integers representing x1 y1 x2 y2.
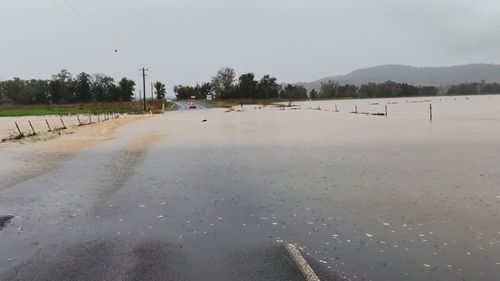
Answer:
173 101 207 111
0 111 331 281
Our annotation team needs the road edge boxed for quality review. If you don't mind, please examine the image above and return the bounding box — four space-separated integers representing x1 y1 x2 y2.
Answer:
286 243 321 281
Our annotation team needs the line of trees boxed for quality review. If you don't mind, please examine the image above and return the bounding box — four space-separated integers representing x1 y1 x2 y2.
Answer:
4 68 500 105
174 67 308 100
0 70 138 105
447 81 500 96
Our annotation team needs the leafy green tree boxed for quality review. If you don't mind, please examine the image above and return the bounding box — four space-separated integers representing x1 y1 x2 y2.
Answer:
119 78 136 101
319 80 340 99
50 69 75 103
26 79 50 104
280 84 308 100
309 89 318 100
237 73 258 99
91 74 115 101
448 82 481 95
193 82 212 99
75 72 92 102
480 82 500 94
173 85 195 100
1 78 29 104
256 75 281 99
211 67 235 99
154 81 166 100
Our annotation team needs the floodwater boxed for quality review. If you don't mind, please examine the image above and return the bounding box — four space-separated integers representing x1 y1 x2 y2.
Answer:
1 95 500 280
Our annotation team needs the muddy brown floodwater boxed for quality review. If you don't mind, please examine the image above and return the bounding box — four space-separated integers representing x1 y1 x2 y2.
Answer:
1 95 500 281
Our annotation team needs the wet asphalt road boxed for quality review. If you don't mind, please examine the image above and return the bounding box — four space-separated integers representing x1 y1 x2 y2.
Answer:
0 113 326 281
173 101 207 111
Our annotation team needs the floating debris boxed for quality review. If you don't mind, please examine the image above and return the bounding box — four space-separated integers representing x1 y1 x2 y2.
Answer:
0 215 14 230
365 233 374 238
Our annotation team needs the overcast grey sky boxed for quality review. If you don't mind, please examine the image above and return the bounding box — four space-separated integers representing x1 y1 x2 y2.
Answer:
1 0 500 88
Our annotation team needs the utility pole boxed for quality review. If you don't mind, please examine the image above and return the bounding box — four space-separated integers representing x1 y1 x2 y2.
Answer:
140 68 149 111
151 82 154 100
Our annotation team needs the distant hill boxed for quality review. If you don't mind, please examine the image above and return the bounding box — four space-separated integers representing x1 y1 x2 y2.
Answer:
299 64 500 90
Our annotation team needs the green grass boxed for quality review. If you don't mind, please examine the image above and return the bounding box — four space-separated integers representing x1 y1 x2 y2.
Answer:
0 101 171 117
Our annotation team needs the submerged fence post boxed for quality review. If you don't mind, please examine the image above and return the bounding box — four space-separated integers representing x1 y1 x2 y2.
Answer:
89 114 93 124
15 122 23 136
60 118 67 129
45 119 52 131
430 104 433 122
385 104 388 117
355 105 358 114
28 121 37 135
77 115 82 126
335 104 338 112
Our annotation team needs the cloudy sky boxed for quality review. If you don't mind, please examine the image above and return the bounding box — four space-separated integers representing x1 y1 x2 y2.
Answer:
1 0 500 89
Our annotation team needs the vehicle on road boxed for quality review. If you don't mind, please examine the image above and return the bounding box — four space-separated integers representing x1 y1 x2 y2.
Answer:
188 102 197 109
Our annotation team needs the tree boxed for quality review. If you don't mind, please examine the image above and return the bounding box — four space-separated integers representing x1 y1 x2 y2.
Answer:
1 78 30 104
118 78 136 101
211 67 235 99
75 72 92 102
193 82 212 99
173 85 195 100
309 89 318 100
256 75 281 99
50 69 74 103
280 84 308 100
91 74 115 101
154 81 166 100
319 80 340 99
26 79 50 104
237 73 258 99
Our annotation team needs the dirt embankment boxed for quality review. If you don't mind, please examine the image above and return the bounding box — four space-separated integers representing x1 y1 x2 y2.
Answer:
0 115 146 191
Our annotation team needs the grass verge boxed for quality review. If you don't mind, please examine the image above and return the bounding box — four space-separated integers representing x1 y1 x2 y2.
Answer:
0 101 172 117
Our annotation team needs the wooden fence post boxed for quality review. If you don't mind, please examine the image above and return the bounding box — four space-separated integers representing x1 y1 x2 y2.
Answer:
60 118 67 129
385 104 388 117
28 121 37 135
15 122 23 136
45 119 52 131
430 104 433 122
77 115 82 126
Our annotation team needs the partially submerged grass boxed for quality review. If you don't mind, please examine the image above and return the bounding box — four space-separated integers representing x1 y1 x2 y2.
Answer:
0 101 172 117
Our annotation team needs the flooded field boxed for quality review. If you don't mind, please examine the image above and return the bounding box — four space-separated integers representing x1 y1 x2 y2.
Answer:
1 95 500 280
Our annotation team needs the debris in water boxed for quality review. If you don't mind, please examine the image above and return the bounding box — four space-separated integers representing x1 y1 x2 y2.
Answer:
424 264 431 268
0 215 14 230
365 233 374 238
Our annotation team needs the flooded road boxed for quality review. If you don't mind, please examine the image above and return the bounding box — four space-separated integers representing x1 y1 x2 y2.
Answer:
1 95 500 280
